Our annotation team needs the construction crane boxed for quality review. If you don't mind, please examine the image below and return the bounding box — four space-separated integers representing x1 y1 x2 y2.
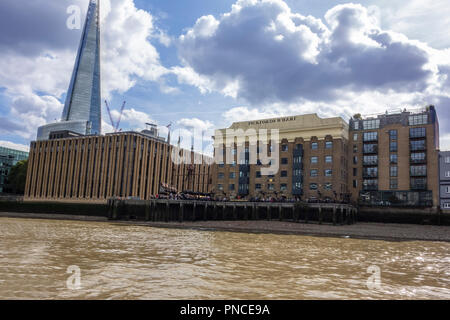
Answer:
104 100 126 132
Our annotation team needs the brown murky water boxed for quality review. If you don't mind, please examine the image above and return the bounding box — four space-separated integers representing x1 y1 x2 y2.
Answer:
0 217 449 299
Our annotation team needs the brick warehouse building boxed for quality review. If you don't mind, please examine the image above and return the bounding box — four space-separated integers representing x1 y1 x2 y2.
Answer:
24 131 212 202
348 105 440 207
212 114 350 202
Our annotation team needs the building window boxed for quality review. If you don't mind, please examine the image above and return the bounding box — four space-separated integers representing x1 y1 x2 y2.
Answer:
324 169 332 177
363 144 377 153
411 152 426 163
231 160 237 167
443 203 450 209
229 172 236 179
239 171 248 178
280 184 287 191
410 127 426 138
410 165 427 176
325 141 333 149
324 183 332 190
353 145 358 153
411 140 426 151
390 154 398 164
353 180 357 188
363 132 378 142
353 133 358 141
311 142 318 150
311 156 318 164
390 178 398 189
363 119 380 130
293 169 301 176
218 184 223 191
281 158 288 165
218 172 224 179
218 162 224 168
446 186 450 194
390 141 398 152
229 184 235 191
353 168 357 176
363 167 378 177
310 183 318 190
445 171 450 178
268 184 274 190
325 155 332 163
389 130 398 140
390 166 398 177
281 170 288 177
293 156 302 164
353 156 358 164
255 184 262 190
354 121 359 130
281 144 288 152
409 114 428 125
294 182 302 190
310 169 318 177
445 156 450 164
256 171 261 178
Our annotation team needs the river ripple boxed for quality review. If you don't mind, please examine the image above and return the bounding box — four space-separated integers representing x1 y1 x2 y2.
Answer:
0 217 449 299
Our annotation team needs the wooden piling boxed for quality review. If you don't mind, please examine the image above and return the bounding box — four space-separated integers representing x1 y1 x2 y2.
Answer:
319 207 323 225
203 203 208 221
333 207 337 226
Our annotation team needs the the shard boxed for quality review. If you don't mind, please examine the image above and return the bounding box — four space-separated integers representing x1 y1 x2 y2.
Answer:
37 0 101 140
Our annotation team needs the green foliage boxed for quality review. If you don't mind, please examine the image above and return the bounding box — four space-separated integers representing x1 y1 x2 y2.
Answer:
6 160 28 194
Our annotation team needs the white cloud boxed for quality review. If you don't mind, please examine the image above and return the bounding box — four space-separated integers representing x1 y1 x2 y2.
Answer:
174 0 450 135
0 140 30 152
0 0 168 140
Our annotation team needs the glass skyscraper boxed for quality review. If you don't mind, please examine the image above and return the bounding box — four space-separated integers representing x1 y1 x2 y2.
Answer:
37 0 101 140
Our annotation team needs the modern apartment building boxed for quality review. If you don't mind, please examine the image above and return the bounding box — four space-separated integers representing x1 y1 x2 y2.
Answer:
348 105 440 207
212 114 350 201
25 131 212 202
439 151 450 210
0 146 29 193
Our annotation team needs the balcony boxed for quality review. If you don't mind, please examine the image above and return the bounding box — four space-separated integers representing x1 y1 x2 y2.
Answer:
410 171 427 177
410 157 427 164
363 146 378 154
363 172 378 178
410 183 427 190
363 185 378 191
363 160 378 166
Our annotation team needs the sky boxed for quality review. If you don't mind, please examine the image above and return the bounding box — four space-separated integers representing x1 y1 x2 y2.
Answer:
0 0 449 153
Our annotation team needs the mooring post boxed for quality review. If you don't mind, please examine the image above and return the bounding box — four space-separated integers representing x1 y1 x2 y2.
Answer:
333 207 337 226
251 204 256 220
233 204 237 220
255 204 260 220
179 203 184 222
279 205 282 221
145 201 150 221
192 203 197 222
222 204 226 220
267 206 271 221
304 207 308 224
340 207 344 225
212 203 217 220
203 203 208 221
319 207 323 225
347 208 351 225
112 199 118 220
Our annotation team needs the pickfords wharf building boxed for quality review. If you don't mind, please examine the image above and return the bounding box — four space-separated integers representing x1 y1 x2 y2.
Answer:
24 131 212 202
211 113 351 202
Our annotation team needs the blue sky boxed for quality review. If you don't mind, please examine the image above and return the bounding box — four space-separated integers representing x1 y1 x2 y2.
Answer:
0 0 449 152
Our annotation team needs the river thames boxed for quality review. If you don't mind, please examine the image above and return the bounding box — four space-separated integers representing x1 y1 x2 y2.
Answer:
0 217 449 299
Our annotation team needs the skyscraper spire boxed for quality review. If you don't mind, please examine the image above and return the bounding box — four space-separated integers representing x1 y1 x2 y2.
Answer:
61 0 101 134
37 0 102 140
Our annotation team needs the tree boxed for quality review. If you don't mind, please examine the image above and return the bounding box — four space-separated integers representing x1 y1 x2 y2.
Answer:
6 159 28 194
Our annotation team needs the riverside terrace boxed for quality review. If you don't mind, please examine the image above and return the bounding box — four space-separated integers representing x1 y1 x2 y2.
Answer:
107 199 358 225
